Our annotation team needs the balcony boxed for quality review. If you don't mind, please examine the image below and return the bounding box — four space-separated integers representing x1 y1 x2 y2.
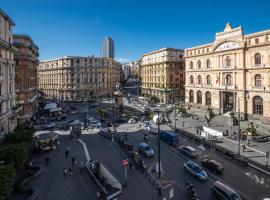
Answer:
221 85 236 90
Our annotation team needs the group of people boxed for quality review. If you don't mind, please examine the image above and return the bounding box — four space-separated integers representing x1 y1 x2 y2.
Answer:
63 148 77 177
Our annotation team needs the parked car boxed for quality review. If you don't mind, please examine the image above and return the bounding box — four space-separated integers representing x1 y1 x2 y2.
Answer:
138 143 154 158
158 103 165 107
184 160 207 181
160 130 179 146
128 118 136 124
152 108 160 113
81 109 88 114
71 110 79 114
211 181 241 200
98 128 112 139
43 122 55 129
201 159 224 175
178 146 199 159
147 124 158 134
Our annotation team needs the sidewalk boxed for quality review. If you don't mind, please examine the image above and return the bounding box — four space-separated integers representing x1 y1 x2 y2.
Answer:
170 109 270 172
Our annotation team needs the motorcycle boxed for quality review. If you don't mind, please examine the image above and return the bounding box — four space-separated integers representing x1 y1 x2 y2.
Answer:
186 182 199 200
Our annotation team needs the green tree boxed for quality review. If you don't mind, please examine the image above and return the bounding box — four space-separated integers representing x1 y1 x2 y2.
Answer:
0 143 28 172
0 164 16 200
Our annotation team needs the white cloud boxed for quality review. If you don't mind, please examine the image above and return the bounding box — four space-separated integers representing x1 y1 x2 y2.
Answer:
116 58 130 64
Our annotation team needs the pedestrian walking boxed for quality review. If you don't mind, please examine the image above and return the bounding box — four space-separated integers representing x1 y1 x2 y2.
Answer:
64 149 69 158
63 168 67 177
129 161 133 171
242 144 246 152
45 156 50 166
71 157 76 167
69 166 73 175
247 139 250 147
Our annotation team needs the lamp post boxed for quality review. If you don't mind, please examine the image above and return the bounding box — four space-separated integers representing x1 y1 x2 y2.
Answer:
237 95 241 155
157 109 161 196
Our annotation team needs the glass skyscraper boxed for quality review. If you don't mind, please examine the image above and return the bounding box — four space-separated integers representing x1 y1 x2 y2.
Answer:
102 37 115 59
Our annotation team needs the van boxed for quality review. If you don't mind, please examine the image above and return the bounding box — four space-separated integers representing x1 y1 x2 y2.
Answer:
147 124 158 134
153 114 163 124
212 181 241 200
160 130 179 146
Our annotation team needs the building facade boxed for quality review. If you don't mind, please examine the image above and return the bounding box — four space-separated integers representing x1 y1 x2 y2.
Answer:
102 37 114 59
13 34 39 124
141 48 185 103
38 56 121 101
185 23 270 121
0 10 17 135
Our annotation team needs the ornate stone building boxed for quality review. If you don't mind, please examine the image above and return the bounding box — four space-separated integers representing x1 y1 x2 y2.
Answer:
185 23 270 121
0 10 17 136
13 34 39 124
140 48 185 103
38 56 121 100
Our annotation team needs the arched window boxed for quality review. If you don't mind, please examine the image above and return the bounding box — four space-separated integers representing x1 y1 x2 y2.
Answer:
226 74 232 86
190 61 193 69
206 75 211 85
197 91 202 104
205 91 211 105
197 60 202 68
226 56 231 67
255 74 262 87
198 75 202 84
206 59 211 68
189 90 194 103
253 96 263 115
255 53 261 65
190 75 194 84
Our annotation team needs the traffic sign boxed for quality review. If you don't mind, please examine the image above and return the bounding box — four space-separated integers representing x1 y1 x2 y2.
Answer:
122 159 129 166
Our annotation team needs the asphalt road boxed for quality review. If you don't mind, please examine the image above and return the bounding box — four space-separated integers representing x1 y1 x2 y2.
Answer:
39 100 270 200
117 122 270 200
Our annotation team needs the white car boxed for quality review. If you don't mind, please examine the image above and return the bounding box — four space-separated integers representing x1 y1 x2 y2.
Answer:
147 124 158 134
128 118 136 124
158 103 165 107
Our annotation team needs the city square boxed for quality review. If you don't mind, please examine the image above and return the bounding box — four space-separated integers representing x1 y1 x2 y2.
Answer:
1 1 270 200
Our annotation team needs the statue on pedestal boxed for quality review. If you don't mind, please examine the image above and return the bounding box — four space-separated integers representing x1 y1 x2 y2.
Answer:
114 82 124 110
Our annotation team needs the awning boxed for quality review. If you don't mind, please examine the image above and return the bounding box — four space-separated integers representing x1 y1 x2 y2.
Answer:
44 102 57 110
49 107 63 112
201 126 223 138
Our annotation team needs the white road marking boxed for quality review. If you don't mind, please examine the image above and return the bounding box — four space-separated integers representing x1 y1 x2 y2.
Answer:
77 139 91 162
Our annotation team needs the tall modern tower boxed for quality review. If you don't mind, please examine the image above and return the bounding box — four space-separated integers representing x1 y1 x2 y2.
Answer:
102 37 115 59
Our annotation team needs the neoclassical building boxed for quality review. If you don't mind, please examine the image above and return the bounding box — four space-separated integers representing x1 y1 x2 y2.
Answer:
141 48 185 103
185 23 270 121
0 10 17 135
38 56 121 100
13 34 39 124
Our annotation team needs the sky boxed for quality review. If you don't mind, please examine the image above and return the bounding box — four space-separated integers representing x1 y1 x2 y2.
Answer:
1 0 270 62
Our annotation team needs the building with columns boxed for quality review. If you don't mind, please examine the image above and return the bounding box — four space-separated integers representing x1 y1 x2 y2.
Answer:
13 34 39 124
38 56 121 101
0 9 17 135
185 23 270 121
140 48 185 103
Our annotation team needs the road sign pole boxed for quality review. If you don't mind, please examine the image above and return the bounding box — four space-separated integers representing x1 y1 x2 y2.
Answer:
125 165 127 186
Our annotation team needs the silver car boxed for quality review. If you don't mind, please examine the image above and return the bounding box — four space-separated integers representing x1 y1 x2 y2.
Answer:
138 143 154 158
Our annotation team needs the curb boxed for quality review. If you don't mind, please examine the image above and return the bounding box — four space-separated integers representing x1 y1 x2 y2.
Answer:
172 126 270 176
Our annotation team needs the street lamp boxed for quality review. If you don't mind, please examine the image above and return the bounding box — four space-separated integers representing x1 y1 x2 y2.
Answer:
157 109 162 196
237 94 241 155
